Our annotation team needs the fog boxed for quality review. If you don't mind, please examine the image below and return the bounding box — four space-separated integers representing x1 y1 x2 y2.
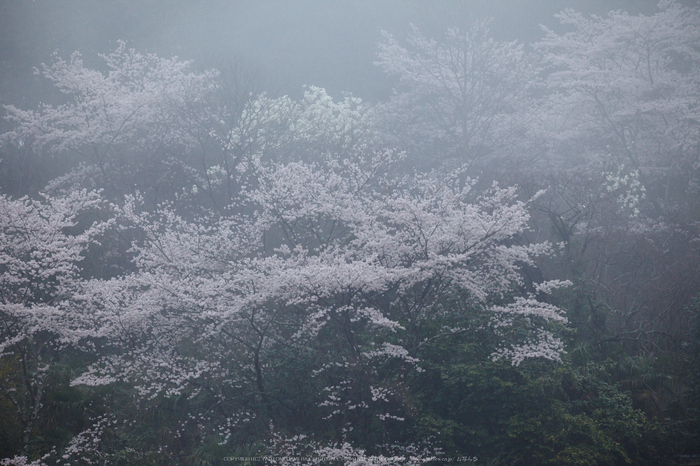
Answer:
1 0 667 100
2 1 700 464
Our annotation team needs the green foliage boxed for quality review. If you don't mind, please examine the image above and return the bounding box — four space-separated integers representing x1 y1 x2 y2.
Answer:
409 328 673 465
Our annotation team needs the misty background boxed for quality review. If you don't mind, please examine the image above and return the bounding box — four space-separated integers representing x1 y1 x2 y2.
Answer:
0 0 678 104
3 1 700 464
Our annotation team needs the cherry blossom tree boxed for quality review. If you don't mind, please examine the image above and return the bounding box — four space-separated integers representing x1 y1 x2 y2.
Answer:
0 190 109 456
532 0 700 350
61 142 567 459
3 42 219 206
533 0 700 225
2 43 382 219
375 20 538 172
193 85 380 219
536 0 700 178
216 86 379 205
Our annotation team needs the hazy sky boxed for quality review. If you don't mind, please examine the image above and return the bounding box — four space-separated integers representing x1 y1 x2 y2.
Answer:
0 0 690 101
